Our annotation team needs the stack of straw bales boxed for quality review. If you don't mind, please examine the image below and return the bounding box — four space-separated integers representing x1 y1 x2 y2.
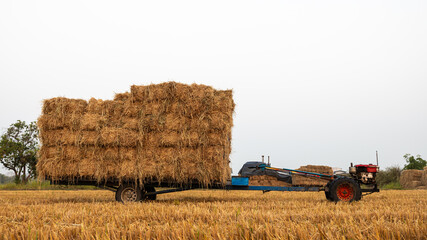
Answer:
249 175 291 187
292 165 333 186
421 167 427 186
399 169 423 189
37 82 235 186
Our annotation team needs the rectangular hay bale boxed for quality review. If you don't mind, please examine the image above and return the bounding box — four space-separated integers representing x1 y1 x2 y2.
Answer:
400 169 423 189
292 165 333 186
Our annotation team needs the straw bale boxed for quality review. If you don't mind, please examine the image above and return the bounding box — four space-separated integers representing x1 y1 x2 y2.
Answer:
39 146 80 160
213 90 235 112
203 146 225 163
100 161 121 179
144 147 178 181
173 83 192 99
103 147 120 160
78 131 99 146
400 169 423 189
114 92 131 101
87 98 123 117
207 132 228 146
117 159 139 179
37 157 66 181
143 101 168 116
164 114 187 131
80 114 107 131
86 98 103 114
421 167 427 186
42 98 87 115
62 153 90 178
292 165 333 186
37 114 82 130
39 129 78 146
121 117 139 131
123 100 141 118
169 102 189 115
119 147 137 161
131 83 170 102
146 131 201 147
138 115 166 132
99 127 139 147
409 181 422 188
99 127 118 146
134 149 158 177
190 118 210 132
189 84 215 101
207 112 233 131
131 82 218 105
249 175 292 187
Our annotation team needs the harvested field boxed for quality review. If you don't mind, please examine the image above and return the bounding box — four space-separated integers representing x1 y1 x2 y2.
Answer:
37 82 235 186
0 190 426 239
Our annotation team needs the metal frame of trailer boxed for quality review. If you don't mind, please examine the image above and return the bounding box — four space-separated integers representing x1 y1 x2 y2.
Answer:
48 163 379 202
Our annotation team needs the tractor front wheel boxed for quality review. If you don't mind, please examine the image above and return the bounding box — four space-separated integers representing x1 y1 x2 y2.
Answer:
329 178 362 202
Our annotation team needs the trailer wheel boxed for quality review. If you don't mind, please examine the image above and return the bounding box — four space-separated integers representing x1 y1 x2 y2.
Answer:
115 184 142 203
142 185 157 201
329 178 361 202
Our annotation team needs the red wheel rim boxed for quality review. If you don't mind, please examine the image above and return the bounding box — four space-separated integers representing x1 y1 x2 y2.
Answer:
336 183 354 201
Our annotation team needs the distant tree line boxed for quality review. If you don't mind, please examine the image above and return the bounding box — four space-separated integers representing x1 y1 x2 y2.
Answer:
0 173 14 184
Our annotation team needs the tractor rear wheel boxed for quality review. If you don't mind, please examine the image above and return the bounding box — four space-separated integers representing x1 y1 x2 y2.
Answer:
329 178 361 202
324 182 333 201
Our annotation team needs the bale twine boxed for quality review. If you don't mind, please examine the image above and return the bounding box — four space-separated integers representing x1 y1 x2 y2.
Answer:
399 169 423 189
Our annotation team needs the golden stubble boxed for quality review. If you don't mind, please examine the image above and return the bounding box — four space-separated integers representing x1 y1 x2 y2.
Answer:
0 189 426 240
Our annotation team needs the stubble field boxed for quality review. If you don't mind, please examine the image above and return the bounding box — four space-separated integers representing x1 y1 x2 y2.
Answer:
0 189 426 239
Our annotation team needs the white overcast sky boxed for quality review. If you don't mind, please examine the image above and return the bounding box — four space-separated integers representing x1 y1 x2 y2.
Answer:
1 1 426 175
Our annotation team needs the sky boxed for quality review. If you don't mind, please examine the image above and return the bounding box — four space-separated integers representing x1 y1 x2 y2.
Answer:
1 1 426 175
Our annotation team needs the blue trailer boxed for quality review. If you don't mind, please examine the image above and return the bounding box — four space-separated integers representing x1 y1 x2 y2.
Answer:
53 162 379 203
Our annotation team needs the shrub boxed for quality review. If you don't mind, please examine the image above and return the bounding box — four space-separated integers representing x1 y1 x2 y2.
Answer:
376 166 401 188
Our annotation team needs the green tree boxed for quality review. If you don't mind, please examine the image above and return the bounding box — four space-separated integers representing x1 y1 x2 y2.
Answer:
403 154 426 170
0 120 39 183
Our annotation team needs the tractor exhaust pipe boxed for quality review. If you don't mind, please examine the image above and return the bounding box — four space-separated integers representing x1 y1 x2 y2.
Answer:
376 151 379 166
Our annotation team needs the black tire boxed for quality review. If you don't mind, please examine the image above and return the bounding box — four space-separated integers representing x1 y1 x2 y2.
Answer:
324 182 333 201
115 184 142 203
142 185 157 201
329 178 362 202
